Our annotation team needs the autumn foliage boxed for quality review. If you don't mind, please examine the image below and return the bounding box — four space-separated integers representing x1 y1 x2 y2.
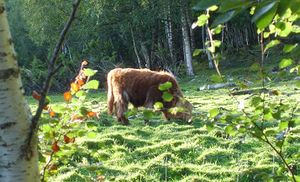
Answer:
35 60 99 178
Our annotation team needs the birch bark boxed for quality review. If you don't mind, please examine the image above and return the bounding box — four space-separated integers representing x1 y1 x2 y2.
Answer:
0 1 39 181
180 1 194 76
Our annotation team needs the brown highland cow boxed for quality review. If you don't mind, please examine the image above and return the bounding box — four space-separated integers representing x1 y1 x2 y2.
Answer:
107 68 192 124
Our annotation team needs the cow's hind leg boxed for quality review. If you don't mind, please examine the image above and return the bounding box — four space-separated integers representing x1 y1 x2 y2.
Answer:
113 88 129 125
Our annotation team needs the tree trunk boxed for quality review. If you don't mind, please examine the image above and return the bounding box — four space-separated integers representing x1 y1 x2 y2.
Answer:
0 1 39 182
130 26 142 68
164 1 176 64
203 26 214 69
185 3 195 52
180 1 194 76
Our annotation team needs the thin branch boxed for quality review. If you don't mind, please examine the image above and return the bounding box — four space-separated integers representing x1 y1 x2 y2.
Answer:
205 10 222 77
51 63 64 76
263 135 297 182
23 0 81 158
40 151 55 182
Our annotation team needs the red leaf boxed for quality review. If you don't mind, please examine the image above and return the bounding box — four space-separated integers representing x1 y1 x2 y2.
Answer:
32 90 41 101
52 141 60 153
64 135 75 143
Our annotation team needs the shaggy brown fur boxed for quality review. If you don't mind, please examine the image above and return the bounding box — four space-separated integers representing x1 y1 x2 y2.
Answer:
107 68 192 124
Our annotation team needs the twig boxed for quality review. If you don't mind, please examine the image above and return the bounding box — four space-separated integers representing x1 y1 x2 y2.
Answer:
23 0 81 158
41 151 55 182
206 10 222 77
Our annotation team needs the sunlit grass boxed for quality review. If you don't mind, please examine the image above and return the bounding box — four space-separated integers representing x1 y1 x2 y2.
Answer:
26 68 300 181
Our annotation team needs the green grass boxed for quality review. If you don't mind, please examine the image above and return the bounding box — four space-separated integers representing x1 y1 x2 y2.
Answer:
27 68 300 182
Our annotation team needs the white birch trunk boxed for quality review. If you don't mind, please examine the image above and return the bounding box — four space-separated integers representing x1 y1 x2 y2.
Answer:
164 2 176 63
0 1 39 181
180 2 194 76
130 27 142 68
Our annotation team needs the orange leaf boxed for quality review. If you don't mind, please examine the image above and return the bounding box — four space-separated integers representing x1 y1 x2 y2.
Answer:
77 79 85 86
32 90 41 101
52 141 60 153
63 91 72 102
49 111 55 117
71 82 80 92
87 111 97 118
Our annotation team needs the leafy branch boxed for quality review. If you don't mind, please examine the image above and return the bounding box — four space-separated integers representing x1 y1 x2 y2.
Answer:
23 0 81 158
194 1 300 181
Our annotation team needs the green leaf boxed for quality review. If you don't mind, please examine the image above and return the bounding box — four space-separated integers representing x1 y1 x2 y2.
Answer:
210 74 223 83
75 90 86 98
264 40 280 52
225 125 237 136
196 14 209 27
208 5 218 11
87 132 97 139
82 80 99 90
162 92 173 102
83 68 97 77
193 49 202 57
159 81 172 91
41 124 51 132
214 25 223 34
193 0 220 11
264 111 273 120
143 110 153 120
277 0 293 17
252 1 278 30
51 105 67 113
168 107 185 115
292 25 300 33
283 44 298 53
209 108 219 118
154 102 164 110
219 0 252 12
211 10 236 27
264 129 276 136
263 32 270 38
279 121 289 130
206 122 214 131
214 40 222 47
279 58 293 69
276 22 293 37
294 175 300 182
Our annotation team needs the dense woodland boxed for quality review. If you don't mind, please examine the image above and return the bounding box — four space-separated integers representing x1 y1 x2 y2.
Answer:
1 0 300 181
6 0 266 93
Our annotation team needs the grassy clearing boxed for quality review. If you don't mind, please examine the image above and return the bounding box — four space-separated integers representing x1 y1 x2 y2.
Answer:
28 68 300 181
